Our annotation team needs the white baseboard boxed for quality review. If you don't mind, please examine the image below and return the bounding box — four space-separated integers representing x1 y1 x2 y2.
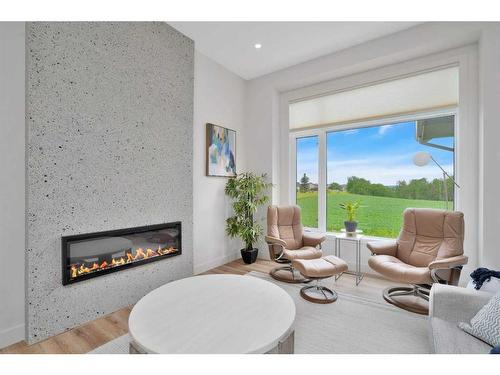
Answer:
193 252 240 275
0 323 24 349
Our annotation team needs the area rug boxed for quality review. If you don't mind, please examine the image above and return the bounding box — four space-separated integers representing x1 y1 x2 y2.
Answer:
248 271 430 354
89 271 430 354
90 334 131 354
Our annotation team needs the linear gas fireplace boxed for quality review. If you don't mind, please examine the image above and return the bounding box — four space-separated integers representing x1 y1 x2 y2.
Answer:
62 222 181 285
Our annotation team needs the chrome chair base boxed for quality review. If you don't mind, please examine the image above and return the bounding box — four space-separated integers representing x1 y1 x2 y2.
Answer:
300 283 338 304
270 265 311 284
382 285 430 315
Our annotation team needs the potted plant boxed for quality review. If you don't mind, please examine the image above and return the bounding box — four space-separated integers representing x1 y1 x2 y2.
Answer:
225 172 272 264
339 201 360 233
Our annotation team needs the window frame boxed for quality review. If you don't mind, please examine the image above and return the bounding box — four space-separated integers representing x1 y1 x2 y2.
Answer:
291 107 458 234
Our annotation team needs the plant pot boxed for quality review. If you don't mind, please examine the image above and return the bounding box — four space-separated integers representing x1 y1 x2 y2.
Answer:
241 248 258 264
344 221 358 233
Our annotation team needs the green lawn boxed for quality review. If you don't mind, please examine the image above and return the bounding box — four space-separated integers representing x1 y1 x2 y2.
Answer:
297 191 448 238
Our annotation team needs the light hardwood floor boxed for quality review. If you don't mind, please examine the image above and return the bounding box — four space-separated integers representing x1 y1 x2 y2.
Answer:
0 259 395 354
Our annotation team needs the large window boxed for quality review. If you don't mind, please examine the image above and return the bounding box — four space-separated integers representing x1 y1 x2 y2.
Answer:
295 115 455 237
291 67 459 237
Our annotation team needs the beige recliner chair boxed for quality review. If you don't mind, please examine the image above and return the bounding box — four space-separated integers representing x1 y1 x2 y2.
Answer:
367 208 468 315
265 205 325 283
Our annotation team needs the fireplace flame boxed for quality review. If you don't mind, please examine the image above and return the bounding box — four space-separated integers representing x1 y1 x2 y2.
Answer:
70 245 178 279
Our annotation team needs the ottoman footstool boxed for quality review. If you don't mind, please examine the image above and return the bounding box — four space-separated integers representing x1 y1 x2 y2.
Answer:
292 255 348 304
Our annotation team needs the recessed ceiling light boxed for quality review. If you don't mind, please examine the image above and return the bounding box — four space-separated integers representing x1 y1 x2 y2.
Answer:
254 43 262 49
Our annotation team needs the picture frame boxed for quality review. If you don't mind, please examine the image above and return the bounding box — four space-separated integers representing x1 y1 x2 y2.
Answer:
206 123 237 177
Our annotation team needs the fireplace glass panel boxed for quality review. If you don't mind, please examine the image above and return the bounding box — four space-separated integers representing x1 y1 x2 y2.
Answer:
62 222 181 285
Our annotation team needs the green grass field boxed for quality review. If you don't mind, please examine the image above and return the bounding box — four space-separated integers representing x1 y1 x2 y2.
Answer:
297 191 448 238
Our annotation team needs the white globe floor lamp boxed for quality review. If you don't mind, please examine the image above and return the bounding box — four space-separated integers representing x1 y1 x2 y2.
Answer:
413 151 460 210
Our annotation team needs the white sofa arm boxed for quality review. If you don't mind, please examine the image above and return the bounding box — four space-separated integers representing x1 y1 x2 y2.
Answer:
429 284 492 324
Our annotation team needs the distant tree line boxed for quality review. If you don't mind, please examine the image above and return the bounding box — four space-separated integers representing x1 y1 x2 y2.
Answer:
344 176 454 201
328 182 343 191
298 173 454 201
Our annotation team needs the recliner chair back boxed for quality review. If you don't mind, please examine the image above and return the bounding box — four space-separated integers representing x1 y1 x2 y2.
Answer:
267 205 304 250
396 208 464 268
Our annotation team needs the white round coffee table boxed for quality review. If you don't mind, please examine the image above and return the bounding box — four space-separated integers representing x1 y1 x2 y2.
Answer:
128 274 296 354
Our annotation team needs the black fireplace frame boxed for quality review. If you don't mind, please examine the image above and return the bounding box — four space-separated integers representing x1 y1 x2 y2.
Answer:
62 222 182 285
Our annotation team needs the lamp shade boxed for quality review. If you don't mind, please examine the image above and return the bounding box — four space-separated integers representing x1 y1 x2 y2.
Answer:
413 151 431 167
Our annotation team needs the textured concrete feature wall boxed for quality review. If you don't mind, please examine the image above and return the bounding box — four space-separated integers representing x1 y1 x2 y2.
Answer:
26 22 194 343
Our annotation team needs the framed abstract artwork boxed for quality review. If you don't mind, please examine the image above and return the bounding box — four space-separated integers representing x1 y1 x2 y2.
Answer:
206 123 236 177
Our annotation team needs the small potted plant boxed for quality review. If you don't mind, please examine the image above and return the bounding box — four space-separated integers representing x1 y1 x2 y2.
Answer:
339 201 360 233
225 172 272 264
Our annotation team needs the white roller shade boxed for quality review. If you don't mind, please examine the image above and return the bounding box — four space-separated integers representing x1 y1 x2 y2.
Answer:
289 67 458 130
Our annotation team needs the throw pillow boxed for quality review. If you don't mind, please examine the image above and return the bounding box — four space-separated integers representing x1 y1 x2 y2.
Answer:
459 292 500 347
491 345 500 354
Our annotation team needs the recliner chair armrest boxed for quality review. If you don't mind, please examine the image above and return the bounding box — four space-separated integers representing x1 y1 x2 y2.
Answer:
366 240 398 256
428 255 468 270
302 232 326 247
265 236 287 248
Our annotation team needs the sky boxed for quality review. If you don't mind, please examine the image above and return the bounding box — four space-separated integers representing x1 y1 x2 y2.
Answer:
296 121 454 186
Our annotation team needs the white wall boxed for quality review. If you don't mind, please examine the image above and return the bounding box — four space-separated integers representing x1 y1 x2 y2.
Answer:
193 51 247 274
479 23 500 269
244 22 500 276
0 22 25 347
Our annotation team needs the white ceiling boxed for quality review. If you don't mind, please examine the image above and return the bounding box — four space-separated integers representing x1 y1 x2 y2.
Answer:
169 22 421 80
